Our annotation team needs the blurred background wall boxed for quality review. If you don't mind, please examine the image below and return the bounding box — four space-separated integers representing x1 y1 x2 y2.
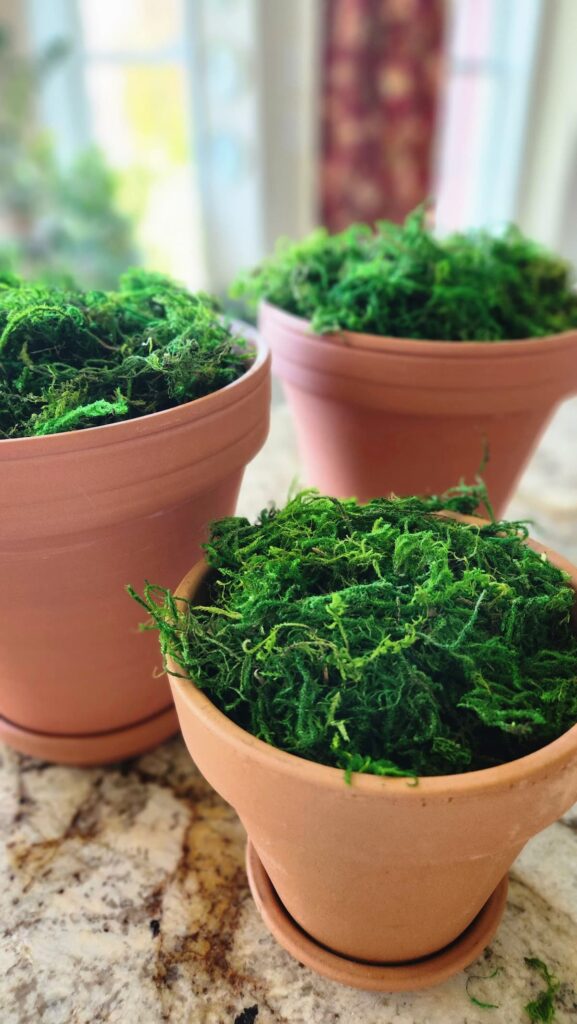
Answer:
0 0 576 292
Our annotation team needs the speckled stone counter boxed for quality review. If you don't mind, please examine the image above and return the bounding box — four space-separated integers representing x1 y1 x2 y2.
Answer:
1 398 577 1024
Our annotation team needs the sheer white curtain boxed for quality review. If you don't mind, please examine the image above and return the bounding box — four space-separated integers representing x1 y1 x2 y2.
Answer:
435 0 542 234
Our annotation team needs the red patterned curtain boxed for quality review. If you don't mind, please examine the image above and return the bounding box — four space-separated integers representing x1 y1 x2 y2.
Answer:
320 0 446 231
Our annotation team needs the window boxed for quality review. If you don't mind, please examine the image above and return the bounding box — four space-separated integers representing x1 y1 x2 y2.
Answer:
26 0 319 292
435 0 543 232
28 0 204 285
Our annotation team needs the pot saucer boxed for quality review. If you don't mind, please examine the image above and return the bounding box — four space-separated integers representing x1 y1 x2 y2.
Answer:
246 841 508 992
0 704 179 766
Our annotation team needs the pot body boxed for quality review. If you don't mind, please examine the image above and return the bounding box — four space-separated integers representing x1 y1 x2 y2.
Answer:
260 302 577 515
169 549 577 964
0 341 270 763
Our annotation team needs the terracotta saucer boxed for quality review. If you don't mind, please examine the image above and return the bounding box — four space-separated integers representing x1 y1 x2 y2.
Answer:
0 704 179 765
246 840 509 992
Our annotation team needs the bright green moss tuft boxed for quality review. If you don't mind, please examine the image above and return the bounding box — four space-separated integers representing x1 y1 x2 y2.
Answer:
131 487 577 779
0 268 252 438
232 207 577 341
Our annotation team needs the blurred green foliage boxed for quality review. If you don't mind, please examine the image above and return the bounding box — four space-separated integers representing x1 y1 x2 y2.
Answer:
0 27 138 288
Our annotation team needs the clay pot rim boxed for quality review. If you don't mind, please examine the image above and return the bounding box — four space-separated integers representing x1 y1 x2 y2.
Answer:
0 335 269 454
167 521 577 798
260 300 577 358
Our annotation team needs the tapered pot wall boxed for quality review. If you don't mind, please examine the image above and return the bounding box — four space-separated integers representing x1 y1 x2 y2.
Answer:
168 548 577 967
260 302 577 514
0 341 270 764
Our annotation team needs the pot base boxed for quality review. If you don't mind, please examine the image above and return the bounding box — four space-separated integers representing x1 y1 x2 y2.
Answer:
246 841 508 992
0 704 179 765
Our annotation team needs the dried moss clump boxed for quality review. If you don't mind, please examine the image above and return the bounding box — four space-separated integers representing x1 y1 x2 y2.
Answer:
232 207 577 341
132 488 577 779
0 268 252 438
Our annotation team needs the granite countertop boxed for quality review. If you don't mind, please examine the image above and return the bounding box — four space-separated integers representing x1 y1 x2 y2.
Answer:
2 398 577 1024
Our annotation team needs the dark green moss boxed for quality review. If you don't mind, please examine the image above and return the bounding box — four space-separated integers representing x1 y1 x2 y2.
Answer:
0 268 252 438
130 487 577 779
524 958 561 1023
232 207 577 341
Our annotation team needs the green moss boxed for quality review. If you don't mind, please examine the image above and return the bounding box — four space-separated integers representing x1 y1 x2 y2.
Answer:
466 967 501 1010
130 486 577 779
232 207 577 341
524 958 561 1023
0 268 252 438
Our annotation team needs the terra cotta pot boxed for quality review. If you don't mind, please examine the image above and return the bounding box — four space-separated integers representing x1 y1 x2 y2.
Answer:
259 300 577 515
167 540 577 991
0 338 270 765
